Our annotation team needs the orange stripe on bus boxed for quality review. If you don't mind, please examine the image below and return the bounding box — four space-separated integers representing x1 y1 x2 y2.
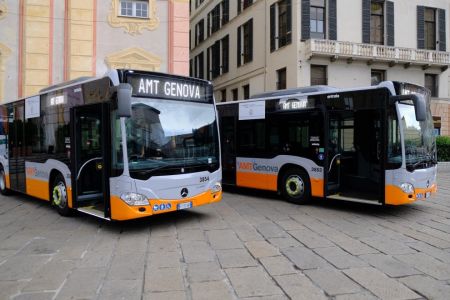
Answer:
385 184 437 205
311 178 324 197
237 172 278 191
110 190 222 221
26 178 49 201
5 173 10 189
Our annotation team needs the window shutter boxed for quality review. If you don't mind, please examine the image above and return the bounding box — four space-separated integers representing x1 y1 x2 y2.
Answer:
248 19 253 62
213 41 221 79
362 0 370 44
386 1 395 46
270 4 276 51
237 0 241 14
417 6 425 49
206 47 211 80
301 0 310 41
287 0 292 44
222 35 229 73
328 0 337 40
237 26 242 66
438 9 446 51
222 0 229 25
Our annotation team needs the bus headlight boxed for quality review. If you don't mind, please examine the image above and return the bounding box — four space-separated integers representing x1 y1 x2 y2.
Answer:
120 193 149 206
211 182 222 193
400 183 414 194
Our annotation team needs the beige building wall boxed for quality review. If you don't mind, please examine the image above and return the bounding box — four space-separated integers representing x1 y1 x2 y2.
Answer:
0 0 189 102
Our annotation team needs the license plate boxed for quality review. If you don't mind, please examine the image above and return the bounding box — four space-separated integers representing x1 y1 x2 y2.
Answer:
425 191 431 198
177 202 192 210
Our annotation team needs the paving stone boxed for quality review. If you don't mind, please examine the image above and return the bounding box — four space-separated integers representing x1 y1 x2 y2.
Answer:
217 248 258 268
289 228 335 249
241 296 289 300
56 267 107 300
305 268 361 296
177 228 205 241
259 255 297 276
245 240 280 258
148 251 181 269
334 292 379 300
190 280 234 300
144 291 186 300
344 267 420 300
12 292 55 300
186 261 225 282
395 252 450 280
399 275 450 300
257 222 289 239
359 254 421 278
273 273 327 300
107 251 146 280
22 259 75 292
98 279 142 300
149 236 178 253
282 246 330 270
206 229 243 249
268 237 301 249
407 241 450 263
145 267 184 293
313 246 368 269
275 219 307 231
0 281 28 300
180 240 215 263
360 236 417 255
226 266 284 298
0 254 50 281
150 225 177 237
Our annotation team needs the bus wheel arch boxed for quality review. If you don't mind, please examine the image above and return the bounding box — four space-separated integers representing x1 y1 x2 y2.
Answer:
0 164 10 195
49 170 71 216
278 164 311 204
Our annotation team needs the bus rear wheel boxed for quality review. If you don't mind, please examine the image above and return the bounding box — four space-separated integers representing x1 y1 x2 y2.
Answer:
281 168 311 204
51 174 72 216
0 168 10 195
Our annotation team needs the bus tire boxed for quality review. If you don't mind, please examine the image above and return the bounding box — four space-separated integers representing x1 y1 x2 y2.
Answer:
0 168 10 195
51 174 72 216
280 168 311 204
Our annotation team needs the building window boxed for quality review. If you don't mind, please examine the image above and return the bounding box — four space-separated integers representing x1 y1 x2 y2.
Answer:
433 116 441 136
221 89 227 102
425 74 438 97
237 19 253 66
221 35 229 74
232 88 238 101
424 8 436 50
310 0 325 39
371 69 385 86
311 65 327 85
194 52 204 79
195 19 205 46
277 68 287 90
270 0 292 51
222 0 230 25
119 0 149 18
207 35 229 80
370 1 384 45
238 0 253 14
195 0 204 9
243 85 250 99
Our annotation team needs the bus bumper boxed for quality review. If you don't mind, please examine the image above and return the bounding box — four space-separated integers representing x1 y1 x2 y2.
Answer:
110 190 222 221
385 184 437 205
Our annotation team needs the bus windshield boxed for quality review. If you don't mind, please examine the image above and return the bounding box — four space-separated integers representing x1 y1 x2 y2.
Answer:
123 98 219 178
398 101 436 170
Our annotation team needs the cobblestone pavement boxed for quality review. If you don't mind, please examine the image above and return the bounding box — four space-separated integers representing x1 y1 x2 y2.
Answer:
1 170 450 300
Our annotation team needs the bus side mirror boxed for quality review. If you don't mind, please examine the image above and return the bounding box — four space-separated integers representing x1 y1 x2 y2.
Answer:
117 83 132 118
390 94 426 122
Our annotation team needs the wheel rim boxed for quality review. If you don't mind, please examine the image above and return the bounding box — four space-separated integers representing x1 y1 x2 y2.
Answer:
53 181 67 208
285 175 304 198
0 171 5 191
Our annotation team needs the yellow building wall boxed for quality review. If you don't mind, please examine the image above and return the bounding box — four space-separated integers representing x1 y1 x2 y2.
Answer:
67 0 95 79
22 0 51 96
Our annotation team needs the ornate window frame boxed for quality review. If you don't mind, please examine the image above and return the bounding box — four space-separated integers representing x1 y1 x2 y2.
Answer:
108 0 159 35
105 47 162 72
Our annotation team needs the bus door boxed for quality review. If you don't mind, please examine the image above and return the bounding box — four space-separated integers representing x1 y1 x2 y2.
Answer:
71 103 110 218
326 109 384 203
9 103 26 193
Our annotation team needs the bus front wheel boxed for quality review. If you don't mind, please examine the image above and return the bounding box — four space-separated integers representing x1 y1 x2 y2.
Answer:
281 168 311 204
0 168 10 195
51 174 72 216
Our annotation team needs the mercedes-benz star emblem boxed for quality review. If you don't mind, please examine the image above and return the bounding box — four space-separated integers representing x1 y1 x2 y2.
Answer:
181 188 189 198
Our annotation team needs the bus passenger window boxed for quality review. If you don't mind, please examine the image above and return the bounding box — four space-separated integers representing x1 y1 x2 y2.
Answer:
238 120 265 155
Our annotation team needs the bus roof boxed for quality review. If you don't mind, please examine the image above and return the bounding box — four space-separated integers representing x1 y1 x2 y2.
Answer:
217 81 398 105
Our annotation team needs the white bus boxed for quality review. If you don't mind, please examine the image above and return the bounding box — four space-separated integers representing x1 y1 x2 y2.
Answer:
217 81 436 205
0 70 222 220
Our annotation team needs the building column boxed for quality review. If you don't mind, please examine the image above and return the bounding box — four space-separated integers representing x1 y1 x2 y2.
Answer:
168 0 189 76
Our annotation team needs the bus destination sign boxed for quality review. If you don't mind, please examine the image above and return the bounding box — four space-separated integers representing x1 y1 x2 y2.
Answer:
127 74 210 102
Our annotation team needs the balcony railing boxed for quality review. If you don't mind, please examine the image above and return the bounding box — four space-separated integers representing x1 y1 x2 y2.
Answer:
305 39 450 67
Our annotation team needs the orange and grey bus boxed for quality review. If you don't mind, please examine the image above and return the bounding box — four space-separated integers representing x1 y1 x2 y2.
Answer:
0 70 222 220
217 81 436 205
